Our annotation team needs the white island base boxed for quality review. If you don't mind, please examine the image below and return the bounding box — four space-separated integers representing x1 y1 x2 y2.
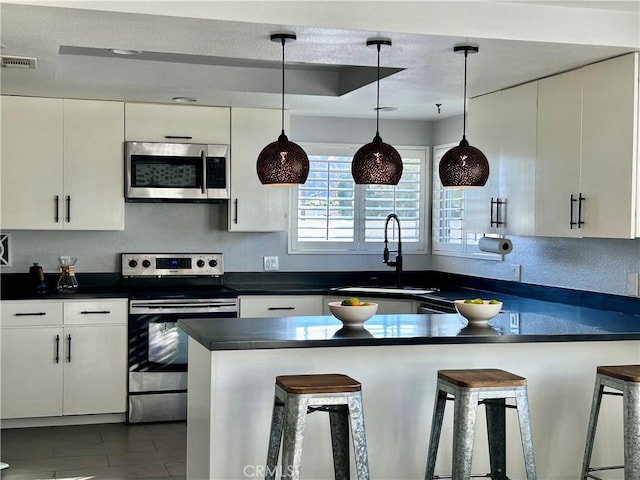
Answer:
186 338 639 480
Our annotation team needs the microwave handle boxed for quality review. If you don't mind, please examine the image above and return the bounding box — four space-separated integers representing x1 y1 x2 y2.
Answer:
201 150 207 194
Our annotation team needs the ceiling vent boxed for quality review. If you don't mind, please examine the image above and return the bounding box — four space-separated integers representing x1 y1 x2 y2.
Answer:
1 55 37 69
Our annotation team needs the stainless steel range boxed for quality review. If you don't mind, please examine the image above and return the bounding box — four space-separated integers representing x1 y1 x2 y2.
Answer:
122 253 238 423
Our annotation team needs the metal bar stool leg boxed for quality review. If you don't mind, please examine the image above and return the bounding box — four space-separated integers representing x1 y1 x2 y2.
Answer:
515 386 537 480
425 388 448 480
451 390 479 480
348 393 370 480
485 398 507 480
281 395 309 480
329 405 350 480
623 384 640 480
266 396 286 480
581 376 605 479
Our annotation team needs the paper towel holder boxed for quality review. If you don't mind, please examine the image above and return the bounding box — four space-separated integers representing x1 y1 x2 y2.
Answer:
478 234 513 255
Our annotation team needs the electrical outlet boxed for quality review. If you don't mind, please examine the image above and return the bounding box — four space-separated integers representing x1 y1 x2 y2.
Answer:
263 256 279 271
627 273 639 296
511 264 521 282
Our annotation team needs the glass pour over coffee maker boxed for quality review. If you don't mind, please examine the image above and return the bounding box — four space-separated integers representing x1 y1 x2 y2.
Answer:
57 256 79 291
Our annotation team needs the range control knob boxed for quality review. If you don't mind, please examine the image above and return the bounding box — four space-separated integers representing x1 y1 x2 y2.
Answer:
209 259 218 268
197 259 205 268
142 259 151 268
128 259 138 268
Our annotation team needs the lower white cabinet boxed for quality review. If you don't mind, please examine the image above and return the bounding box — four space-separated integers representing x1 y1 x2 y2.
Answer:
1 299 127 419
238 295 323 318
323 296 416 314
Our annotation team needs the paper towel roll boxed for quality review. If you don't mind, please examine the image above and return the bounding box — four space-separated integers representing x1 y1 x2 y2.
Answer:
478 236 513 255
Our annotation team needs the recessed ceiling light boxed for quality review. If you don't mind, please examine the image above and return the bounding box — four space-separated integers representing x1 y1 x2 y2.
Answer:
172 97 199 103
110 48 142 56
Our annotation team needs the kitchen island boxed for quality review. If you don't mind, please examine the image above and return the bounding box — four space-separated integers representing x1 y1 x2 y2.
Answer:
180 312 640 480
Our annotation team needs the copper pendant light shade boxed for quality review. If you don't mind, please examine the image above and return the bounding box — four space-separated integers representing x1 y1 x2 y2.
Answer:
352 39 402 185
256 33 309 186
439 45 489 187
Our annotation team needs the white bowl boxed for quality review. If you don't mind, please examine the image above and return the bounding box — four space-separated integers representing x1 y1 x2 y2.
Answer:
454 299 503 325
328 301 378 328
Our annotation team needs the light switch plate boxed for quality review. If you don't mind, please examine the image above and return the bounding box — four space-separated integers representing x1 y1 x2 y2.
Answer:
263 256 279 271
511 264 521 282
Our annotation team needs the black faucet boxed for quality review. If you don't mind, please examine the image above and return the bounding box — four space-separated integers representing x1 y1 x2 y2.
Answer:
383 213 403 288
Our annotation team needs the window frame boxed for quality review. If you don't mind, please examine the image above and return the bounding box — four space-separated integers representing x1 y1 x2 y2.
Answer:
288 142 430 255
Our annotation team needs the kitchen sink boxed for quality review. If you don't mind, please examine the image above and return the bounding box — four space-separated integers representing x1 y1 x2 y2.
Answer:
336 286 438 295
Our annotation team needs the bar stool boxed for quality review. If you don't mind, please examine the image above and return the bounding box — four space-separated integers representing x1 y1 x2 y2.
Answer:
266 373 369 480
581 365 640 480
425 368 537 480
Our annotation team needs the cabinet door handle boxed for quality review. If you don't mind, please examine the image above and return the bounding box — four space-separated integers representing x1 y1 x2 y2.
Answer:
233 199 239 224
490 198 506 227
67 334 72 362
54 195 60 223
80 310 111 315
55 334 60 363
267 307 295 311
570 194 577 229
164 135 193 140
15 312 46 316
201 150 207 194
65 195 71 222
578 193 586 228
490 197 495 227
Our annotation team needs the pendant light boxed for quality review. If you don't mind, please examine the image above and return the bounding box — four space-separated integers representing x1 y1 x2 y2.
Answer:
351 39 403 185
256 33 309 185
438 45 489 187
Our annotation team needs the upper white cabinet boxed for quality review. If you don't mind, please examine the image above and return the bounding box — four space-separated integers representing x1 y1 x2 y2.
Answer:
465 81 537 236
124 103 230 144
1 96 125 231
536 53 638 239
228 107 291 231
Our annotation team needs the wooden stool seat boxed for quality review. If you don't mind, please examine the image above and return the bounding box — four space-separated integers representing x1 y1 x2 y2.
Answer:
276 374 362 394
438 368 527 388
596 364 640 383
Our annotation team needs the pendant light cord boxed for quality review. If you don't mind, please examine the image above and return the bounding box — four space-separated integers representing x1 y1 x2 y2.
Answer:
375 43 381 137
462 49 468 141
280 37 285 136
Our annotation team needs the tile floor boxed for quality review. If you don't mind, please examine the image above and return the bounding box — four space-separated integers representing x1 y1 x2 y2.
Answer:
0 421 186 480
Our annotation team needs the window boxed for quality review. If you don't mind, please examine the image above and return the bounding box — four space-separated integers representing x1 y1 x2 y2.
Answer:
289 143 429 254
431 143 499 259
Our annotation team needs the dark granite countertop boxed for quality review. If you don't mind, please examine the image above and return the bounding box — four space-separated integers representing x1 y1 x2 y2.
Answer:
178 309 640 351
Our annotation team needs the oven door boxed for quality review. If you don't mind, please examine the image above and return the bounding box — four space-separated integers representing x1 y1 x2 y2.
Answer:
127 298 237 422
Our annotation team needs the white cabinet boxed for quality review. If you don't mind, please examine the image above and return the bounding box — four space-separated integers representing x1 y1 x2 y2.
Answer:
465 82 537 236
323 296 416 314
228 108 291 231
239 295 323 318
1 299 127 419
1 96 125 231
536 53 638 239
124 103 230 144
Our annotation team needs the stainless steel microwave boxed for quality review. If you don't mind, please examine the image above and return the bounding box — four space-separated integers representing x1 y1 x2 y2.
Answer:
125 142 230 202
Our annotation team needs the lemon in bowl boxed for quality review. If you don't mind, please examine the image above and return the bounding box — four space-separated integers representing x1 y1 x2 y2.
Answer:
328 299 378 328
454 298 503 325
